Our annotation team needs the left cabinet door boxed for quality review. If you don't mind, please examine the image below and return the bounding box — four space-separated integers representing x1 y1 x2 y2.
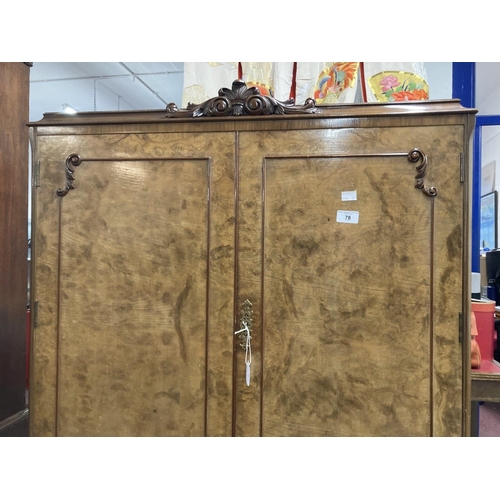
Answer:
31 130 236 436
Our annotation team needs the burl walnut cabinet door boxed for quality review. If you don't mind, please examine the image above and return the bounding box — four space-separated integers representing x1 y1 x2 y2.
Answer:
31 132 236 436
235 125 466 437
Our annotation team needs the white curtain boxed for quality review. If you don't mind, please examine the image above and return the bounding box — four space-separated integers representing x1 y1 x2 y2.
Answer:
181 62 428 106
182 62 238 107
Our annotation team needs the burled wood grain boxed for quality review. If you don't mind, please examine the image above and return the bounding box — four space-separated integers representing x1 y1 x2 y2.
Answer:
58 158 208 436
237 125 466 436
32 102 475 437
430 127 469 436
32 132 235 436
31 136 63 436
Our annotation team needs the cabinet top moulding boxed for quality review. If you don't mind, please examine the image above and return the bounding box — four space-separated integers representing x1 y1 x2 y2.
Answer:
28 100 477 129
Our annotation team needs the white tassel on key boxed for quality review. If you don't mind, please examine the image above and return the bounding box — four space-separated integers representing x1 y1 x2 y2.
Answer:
246 361 251 387
235 321 252 387
244 324 251 387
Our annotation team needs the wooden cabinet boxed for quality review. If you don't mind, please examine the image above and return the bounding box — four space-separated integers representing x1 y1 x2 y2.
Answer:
0 62 30 434
29 82 476 436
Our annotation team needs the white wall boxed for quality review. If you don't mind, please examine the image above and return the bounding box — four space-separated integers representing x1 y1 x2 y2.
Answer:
476 63 500 249
476 63 500 115
425 62 452 100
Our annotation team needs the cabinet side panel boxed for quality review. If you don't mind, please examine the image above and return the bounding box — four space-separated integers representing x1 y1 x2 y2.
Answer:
431 126 467 436
31 137 62 436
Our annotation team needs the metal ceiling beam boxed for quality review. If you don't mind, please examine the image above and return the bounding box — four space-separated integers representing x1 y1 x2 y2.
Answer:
118 62 171 106
31 70 182 83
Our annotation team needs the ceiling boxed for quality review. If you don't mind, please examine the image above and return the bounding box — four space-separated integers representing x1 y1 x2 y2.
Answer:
29 62 184 122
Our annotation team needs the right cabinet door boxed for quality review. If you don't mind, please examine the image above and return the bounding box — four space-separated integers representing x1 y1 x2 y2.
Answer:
234 124 466 437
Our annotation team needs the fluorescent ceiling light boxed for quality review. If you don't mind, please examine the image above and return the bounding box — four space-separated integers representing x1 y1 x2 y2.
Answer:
62 103 78 114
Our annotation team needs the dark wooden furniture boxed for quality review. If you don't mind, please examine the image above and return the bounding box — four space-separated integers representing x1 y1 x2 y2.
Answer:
471 362 500 401
471 361 500 436
29 82 476 436
0 62 31 436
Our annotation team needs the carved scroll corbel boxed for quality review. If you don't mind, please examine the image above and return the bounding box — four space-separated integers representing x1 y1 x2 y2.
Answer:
57 154 82 197
408 148 438 197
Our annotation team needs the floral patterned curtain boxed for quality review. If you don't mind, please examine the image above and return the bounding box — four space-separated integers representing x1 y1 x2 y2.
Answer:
181 62 429 106
360 62 429 102
295 62 360 104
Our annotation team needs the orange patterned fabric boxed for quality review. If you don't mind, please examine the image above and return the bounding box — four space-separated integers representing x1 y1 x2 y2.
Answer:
295 62 359 104
361 63 429 102
312 63 359 104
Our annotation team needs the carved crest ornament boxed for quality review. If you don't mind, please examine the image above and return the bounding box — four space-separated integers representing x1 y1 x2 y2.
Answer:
165 79 317 118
